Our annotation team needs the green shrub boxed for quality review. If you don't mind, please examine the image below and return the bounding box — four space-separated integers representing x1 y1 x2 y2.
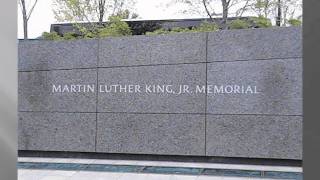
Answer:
193 21 219 32
229 19 250 29
71 23 98 39
42 32 62 40
251 16 272 28
146 21 218 35
171 27 193 33
146 28 170 35
288 19 302 26
63 32 78 40
82 31 98 39
43 16 132 40
146 27 192 35
98 16 132 38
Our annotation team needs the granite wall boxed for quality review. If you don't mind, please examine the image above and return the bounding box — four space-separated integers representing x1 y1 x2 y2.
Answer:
18 27 302 160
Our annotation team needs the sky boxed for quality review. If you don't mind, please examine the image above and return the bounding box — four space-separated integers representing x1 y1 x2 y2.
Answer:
18 0 203 39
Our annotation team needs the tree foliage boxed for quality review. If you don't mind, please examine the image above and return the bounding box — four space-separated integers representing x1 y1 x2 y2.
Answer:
170 0 302 27
53 0 137 23
52 0 137 41
170 0 243 28
251 0 275 18
247 0 302 26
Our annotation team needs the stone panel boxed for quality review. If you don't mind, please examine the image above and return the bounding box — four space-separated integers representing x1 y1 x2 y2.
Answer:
18 69 97 112
18 39 98 71
206 58 302 115
99 33 206 67
206 115 302 159
96 113 205 155
207 27 302 62
18 112 96 152
98 64 206 113
18 71 49 111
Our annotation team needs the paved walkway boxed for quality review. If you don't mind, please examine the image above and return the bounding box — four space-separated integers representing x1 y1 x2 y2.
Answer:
18 157 302 180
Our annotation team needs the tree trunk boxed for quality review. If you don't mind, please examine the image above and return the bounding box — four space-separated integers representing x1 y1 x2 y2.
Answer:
202 0 213 22
98 0 106 26
276 0 282 26
21 0 28 39
23 17 28 39
99 13 104 26
221 0 229 29
264 0 269 18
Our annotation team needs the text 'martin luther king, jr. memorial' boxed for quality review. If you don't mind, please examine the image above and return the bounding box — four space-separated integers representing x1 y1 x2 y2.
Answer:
18 26 302 160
